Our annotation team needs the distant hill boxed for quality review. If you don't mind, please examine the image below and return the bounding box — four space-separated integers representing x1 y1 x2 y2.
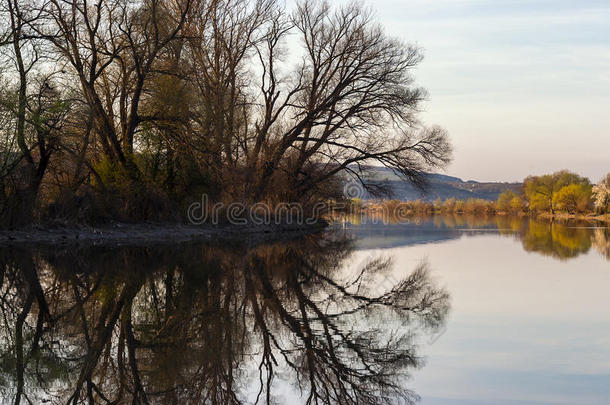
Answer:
351 166 521 201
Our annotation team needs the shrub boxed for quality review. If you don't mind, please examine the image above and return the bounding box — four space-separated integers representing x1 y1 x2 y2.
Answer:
497 190 516 212
509 196 525 214
441 197 456 213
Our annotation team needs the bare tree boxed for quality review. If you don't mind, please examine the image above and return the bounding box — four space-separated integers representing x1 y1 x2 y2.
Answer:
0 0 69 225
249 1 451 201
0 0 452 224
36 0 192 181
175 0 451 202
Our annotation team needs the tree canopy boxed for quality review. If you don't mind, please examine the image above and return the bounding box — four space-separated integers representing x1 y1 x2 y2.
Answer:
0 0 452 226
523 170 590 214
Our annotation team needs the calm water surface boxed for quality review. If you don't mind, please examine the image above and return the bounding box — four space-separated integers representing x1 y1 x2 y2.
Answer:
351 217 610 405
0 217 608 404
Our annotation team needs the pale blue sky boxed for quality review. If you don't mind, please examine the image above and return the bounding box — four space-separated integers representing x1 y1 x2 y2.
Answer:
367 0 610 182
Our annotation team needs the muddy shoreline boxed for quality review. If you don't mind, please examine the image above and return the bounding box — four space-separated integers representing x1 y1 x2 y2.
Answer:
0 222 329 246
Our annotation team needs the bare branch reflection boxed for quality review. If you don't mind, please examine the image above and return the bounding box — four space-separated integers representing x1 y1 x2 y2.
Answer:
0 233 448 405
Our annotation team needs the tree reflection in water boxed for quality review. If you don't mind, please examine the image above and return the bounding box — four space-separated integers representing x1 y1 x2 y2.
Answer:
429 215 605 261
520 220 592 260
0 233 449 405
592 228 610 260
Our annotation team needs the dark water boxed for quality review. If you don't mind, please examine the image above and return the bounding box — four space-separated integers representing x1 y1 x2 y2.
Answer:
0 217 608 404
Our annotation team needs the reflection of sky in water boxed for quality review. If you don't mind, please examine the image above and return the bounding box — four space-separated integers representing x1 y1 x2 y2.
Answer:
349 227 610 405
1 220 607 404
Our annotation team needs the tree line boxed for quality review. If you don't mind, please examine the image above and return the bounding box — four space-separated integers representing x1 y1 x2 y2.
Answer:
370 170 610 217
499 170 610 216
0 0 451 227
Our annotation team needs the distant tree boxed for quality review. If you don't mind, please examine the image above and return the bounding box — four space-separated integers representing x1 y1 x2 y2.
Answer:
454 199 464 214
509 196 525 213
462 198 493 215
553 183 592 214
523 170 590 214
441 197 456 213
527 193 550 212
497 190 516 212
433 197 442 211
592 174 610 214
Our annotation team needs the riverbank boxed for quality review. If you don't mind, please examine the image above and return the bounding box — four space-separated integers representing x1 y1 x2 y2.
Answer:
533 212 610 222
0 221 328 246
448 211 609 222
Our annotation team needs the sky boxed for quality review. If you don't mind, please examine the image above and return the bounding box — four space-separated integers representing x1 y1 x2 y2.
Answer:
363 0 610 182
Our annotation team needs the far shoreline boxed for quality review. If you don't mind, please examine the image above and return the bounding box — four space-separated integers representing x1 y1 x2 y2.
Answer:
530 212 610 222
2 212 608 246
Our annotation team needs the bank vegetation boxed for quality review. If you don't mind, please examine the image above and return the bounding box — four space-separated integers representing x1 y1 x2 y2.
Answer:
0 0 451 228
367 171 610 220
